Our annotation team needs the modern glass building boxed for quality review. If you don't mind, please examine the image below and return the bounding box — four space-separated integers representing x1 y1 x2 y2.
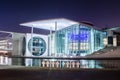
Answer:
20 18 107 57
50 24 106 56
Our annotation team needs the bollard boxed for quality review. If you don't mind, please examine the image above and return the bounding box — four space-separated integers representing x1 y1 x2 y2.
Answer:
42 61 45 67
66 61 70 68
76 62 80 68
56 61 59 68
51 61 55 68
71 61 75 68
46 61 50 67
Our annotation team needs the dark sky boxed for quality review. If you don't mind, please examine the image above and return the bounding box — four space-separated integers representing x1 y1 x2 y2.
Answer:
0 0 120 34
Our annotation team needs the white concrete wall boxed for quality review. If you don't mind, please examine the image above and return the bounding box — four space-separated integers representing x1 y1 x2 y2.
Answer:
12 32 25 56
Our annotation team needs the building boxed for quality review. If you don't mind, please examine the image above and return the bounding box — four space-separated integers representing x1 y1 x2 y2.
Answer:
0 31 12 65
104 27 120 47
20 18 107 57
1 18 120 67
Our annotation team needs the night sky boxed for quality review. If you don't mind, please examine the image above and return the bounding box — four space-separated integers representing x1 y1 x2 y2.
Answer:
0 0 120 34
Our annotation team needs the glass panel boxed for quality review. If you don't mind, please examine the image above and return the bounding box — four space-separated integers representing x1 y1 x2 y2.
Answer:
50 24 105 57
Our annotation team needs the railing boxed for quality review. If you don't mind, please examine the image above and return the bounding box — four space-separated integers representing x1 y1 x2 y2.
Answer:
1 55 120 69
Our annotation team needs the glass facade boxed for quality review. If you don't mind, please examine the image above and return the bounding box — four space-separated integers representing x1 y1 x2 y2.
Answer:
50 24 106 56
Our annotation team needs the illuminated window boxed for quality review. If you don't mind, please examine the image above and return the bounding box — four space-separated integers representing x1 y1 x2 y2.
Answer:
28 37 46 56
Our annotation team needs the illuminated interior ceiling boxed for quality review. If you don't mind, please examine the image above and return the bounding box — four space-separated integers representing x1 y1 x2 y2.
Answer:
20 18 79 31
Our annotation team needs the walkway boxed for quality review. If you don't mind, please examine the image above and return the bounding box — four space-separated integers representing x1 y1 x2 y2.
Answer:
0 68 120 80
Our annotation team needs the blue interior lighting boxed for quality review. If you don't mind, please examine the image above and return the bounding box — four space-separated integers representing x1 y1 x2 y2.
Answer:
70 32 89 41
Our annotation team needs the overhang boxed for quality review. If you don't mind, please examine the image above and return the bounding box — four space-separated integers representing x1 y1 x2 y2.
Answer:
20 18 79 31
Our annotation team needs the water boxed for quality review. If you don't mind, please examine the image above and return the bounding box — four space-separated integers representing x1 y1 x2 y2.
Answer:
17 59 105 69
1 56 120 69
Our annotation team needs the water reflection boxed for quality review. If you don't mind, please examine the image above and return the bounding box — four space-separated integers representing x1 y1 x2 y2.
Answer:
23 59 104 69
1 56 119 69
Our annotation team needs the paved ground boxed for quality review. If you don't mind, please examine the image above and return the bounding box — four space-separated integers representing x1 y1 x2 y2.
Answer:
0 67 120 80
